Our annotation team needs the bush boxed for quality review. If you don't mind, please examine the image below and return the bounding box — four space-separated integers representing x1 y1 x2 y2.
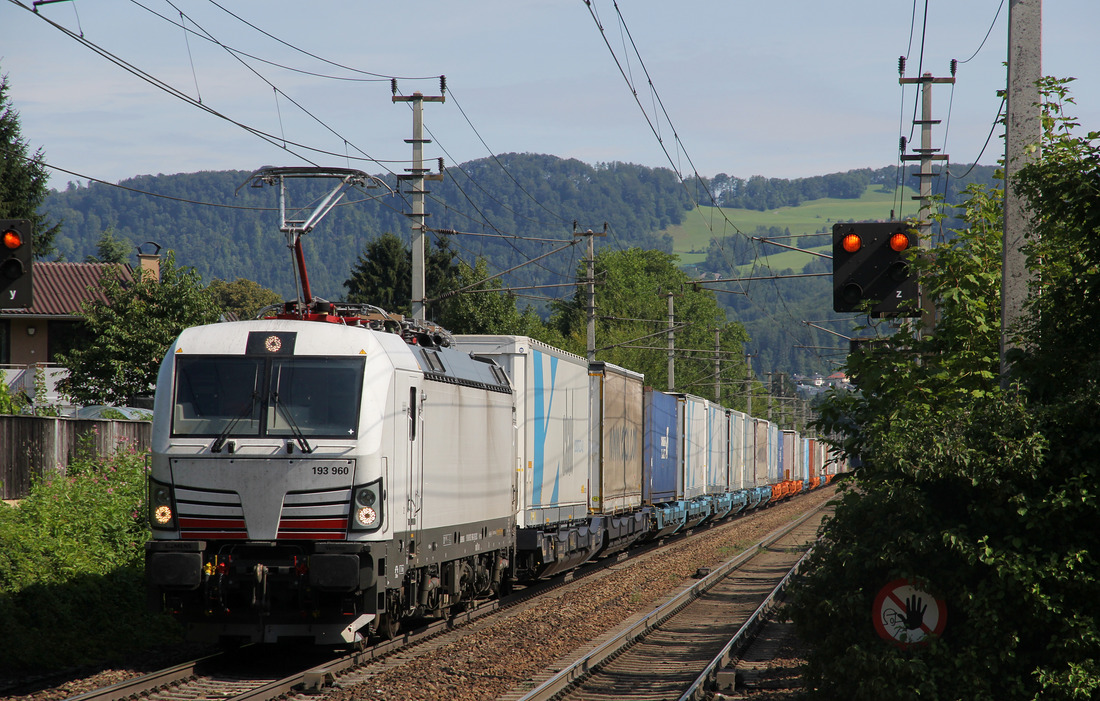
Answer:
0 434 181 674
786 79 1100 699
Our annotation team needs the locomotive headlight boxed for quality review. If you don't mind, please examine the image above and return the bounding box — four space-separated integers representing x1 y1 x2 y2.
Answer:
356 506 378 527
148 478 177 530
350 479 383 532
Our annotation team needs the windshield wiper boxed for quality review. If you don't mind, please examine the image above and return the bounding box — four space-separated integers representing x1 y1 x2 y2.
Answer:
212 391 260 453
270 391 313 454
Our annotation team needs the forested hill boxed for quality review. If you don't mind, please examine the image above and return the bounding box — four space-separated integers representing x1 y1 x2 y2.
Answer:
43 154 999 375
45 154 693 298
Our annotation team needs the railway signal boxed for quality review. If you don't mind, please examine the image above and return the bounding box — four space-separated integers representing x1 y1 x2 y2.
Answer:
832 221 918 316
0 219 33 310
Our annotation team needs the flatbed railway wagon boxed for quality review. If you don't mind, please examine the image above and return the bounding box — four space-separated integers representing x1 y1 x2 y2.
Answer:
707 403 739 520
727 409 753 514
675 393 711 528
642 387 684 538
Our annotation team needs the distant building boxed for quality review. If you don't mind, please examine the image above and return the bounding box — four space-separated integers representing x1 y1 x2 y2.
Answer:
0 254 160 407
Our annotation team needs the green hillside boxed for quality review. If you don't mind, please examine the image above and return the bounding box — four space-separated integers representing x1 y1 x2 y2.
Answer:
42 160 983 378
665 184 919 267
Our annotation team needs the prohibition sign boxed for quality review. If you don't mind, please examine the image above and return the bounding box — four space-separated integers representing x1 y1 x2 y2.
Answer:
873 578 946 647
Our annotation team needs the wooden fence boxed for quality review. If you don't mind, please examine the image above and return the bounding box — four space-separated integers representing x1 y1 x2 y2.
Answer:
0 415 151 500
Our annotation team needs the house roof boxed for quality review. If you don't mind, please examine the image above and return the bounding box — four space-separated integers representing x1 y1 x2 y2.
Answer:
2 262 133 317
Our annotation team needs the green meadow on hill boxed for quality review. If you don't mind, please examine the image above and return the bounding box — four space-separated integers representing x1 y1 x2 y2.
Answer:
665 184 919 270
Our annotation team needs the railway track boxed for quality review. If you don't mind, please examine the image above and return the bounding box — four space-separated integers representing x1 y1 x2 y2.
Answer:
505 498 831 701
13 487 835 701
62 646 339 701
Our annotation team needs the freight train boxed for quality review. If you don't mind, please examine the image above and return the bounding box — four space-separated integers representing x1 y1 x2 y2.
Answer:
144 301 842 646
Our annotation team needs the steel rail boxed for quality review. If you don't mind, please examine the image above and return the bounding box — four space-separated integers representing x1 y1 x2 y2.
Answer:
63 653 219 701
677 544 816 700
513 500 830 701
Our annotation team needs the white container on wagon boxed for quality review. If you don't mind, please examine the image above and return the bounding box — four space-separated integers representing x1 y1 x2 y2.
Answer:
675 393 709 501
752 418 770 488
729 410 749 491
451 336 590 529
707 403 730 495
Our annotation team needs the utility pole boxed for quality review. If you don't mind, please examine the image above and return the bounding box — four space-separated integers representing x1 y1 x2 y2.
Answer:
777 372 786 428
766 372 773 422
713 328 721 402
575 223 606 362
667 291 675 392
745 352 755 417
900 63 954 330
1002 0 1041 383
393 78 445 320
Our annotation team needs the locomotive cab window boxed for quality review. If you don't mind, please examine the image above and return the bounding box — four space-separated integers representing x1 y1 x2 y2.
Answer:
268 358 364 437
172 355 365 438
173 357 263 437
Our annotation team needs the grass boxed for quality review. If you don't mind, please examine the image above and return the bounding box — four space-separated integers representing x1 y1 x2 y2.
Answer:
662 184 918 269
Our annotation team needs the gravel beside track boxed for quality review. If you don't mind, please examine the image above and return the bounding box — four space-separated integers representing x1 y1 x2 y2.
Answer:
719 616 810 700
0 643 216 701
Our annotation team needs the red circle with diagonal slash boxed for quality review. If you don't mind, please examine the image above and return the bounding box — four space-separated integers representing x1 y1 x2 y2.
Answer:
873 578 946 648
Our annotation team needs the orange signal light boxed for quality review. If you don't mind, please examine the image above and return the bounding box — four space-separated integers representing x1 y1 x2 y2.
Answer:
889 232 911 252
2 229 22 250
841 233 862 254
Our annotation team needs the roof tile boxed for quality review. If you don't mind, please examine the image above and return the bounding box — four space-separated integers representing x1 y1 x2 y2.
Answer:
2 262 133 317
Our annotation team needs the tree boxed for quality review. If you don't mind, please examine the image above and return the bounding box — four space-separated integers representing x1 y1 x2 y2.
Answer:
84 228 131 264
0 70 60 257
1010 77 1100 399
551 248 750 410
343 232 459 319
438 257 555 339
343 232 411 311
57 253 220 405
786 80 1100 700
206 277 283 320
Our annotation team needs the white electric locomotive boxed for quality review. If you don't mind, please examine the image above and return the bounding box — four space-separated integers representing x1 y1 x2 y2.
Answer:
145 305 516 645
145 305 844 647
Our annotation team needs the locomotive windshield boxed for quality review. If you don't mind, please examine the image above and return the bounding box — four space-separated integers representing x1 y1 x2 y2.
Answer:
172 356 365 438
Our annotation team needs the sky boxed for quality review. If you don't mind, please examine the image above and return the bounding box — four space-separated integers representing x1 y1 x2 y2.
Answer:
2 0 1098 193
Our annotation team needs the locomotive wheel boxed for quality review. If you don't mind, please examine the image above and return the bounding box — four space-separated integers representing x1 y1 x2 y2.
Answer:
376 612 400 641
